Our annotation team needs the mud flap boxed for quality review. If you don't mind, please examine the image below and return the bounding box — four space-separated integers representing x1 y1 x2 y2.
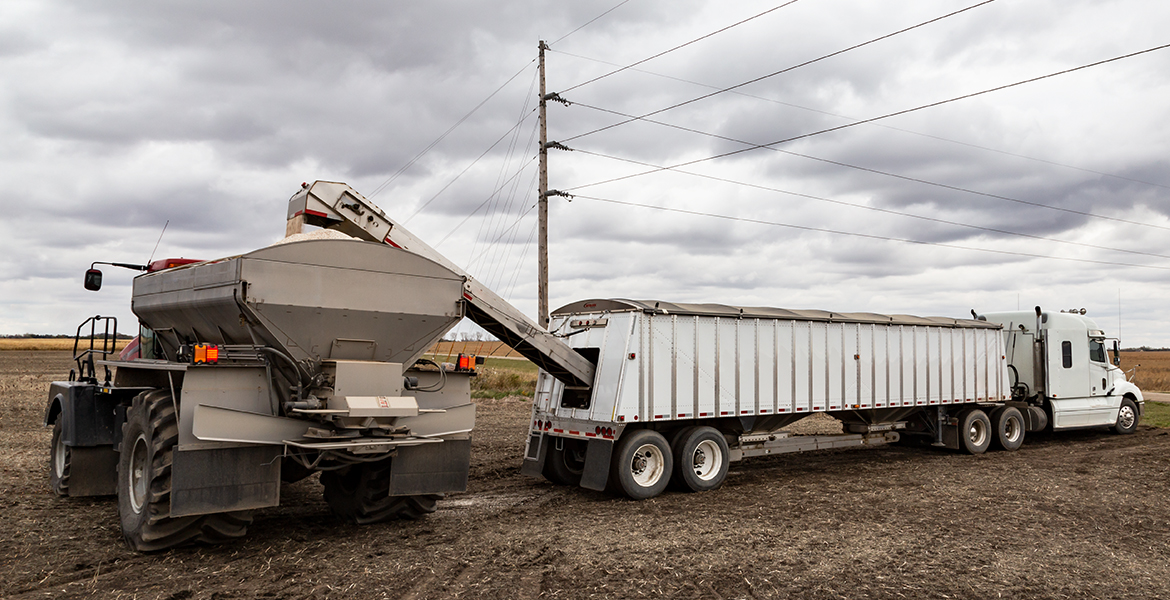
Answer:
67 446 119 496
170 446 282 518
520 433 547 478
580 438 613 491
389 438 471 495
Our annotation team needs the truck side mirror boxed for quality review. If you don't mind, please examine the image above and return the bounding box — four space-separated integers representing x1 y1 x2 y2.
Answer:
84 269 103 291
1111 340 1121 366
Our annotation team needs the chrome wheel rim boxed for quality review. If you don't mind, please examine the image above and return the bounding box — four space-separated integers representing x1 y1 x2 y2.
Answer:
630 443 665 487
692 440 723 481
968 417 988 447
1004 415 1022 444
128 433 149 514
1118 405 1136 430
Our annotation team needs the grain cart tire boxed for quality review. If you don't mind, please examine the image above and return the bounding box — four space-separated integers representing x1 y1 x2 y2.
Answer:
1114 397 1139 435
49 414 71 496
990 406 1026 451
610 429 672 500
672 426 729 493
957 408 992 455
118 389 252 551
321 459 440 524
542 437 586 486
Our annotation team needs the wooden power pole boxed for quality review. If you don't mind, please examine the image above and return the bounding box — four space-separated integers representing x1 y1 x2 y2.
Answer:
537 40 550 330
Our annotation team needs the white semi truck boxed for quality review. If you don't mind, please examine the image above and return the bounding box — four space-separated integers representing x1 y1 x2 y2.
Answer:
521 301 1143 499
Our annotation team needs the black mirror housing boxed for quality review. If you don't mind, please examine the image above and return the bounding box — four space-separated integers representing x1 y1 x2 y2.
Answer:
84 269 103 291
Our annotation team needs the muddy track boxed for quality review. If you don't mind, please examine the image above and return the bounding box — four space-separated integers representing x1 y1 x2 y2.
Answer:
3 351 1170 599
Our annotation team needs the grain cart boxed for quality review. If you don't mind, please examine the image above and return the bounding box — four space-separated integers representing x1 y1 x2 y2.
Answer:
520 300 1143 499
46 181 594 551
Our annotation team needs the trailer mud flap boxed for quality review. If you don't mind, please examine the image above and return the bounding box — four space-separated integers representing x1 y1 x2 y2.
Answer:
520 433 547 478
67 446 119 496
580 438 613 491
389 438 471 495
170 446 282 518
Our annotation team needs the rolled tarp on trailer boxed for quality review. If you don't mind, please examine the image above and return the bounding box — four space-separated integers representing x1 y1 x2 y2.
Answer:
539 299 1009 428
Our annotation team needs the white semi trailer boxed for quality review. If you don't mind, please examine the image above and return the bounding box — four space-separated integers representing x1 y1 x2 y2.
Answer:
520 302 1144 500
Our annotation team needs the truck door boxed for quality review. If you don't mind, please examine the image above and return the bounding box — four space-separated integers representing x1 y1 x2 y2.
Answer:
1044 329 1092 427
1085 338 1115 426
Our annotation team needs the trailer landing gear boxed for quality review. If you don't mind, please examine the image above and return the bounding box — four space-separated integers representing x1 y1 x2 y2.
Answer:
118 390 252 552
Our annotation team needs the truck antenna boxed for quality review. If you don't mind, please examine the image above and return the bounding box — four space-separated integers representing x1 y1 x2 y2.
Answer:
147 220 170 265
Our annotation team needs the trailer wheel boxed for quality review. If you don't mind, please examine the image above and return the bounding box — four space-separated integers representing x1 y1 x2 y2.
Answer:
990 406 1025 451
611 429 672 500
1114 398 1139 435
672 426 729 492
118 389 252 551
957 408 992 454
321 459 440 524
49 414 71 496
542 438 586 486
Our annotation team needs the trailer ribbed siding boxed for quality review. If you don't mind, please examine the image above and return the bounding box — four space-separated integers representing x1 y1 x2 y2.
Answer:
535 300 1009 429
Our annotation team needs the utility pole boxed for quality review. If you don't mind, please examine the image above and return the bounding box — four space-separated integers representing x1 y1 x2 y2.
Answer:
537 40 550 330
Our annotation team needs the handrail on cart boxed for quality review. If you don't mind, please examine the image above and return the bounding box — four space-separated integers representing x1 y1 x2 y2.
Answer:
71 315 118 384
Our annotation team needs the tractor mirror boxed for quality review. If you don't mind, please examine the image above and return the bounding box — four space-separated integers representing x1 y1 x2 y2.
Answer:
84 269 103 291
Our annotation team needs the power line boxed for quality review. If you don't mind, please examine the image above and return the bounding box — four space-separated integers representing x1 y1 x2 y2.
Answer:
569 99 1170 234
551 0 635 46
561 0 997 143
559 1 803 94
573 194 1170 271
571 146 1170 261
565 41 1170 192
434 155 539 249
552 48 1170 192
403 107 539 224
371 60 536 198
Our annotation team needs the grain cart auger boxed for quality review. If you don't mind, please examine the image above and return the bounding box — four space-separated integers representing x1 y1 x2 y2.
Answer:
46 180 595 552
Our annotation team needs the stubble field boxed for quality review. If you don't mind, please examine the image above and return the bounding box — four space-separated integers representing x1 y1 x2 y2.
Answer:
2 350 1169 600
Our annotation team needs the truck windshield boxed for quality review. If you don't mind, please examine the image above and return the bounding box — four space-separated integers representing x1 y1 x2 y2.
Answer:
1089 339 1107 363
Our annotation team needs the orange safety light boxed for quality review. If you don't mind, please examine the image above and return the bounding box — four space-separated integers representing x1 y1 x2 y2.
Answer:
194 344 206 364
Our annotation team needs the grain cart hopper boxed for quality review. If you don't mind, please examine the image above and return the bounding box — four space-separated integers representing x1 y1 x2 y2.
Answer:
46 181 594 551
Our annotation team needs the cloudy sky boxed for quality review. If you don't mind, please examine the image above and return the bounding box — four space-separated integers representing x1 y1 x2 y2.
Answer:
3 0 1169 346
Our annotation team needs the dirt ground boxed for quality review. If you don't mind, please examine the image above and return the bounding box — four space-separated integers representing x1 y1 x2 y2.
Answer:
3 351 1169 600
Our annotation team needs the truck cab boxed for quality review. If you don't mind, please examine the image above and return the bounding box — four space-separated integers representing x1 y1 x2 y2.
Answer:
981 308 1142 430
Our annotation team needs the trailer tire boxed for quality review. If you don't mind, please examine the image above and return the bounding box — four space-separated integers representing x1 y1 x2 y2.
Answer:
957 408 992 455
542 438 586 486
49 414 71 497
990 406 1025 451
672 426 729 493
118 389 252 551
1114 397 1139 435
321 460 440 524
611 429 672 500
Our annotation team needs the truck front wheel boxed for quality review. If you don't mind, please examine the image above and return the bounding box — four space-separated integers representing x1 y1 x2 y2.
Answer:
957 408 992 454
118 390 252 551
1114 398 1139 434
49 414 71 496
611 429 672 500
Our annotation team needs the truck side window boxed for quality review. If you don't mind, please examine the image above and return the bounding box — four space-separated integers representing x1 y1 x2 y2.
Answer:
1061 341 1072 368
1089 340 1106 363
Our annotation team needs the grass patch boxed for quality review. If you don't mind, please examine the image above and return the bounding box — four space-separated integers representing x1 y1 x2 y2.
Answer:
1142 401 1170 428
470 365 537 399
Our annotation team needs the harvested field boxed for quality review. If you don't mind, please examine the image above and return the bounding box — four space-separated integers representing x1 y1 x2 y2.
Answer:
1122 350 1170 392
3 350 1170 600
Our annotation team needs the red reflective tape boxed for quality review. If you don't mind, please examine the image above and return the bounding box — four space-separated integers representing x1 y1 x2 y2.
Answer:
678 413 686 418
569 431 580 435
741 410 750 414
293 210 304 217
552 428 563 433
305 209 329 218
779 408 787 412
654 415 664 419
720 411 729 415
383 236 403 249
585 433 596 437
814 407 822 411
463 291 474 301
699 412 709 417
